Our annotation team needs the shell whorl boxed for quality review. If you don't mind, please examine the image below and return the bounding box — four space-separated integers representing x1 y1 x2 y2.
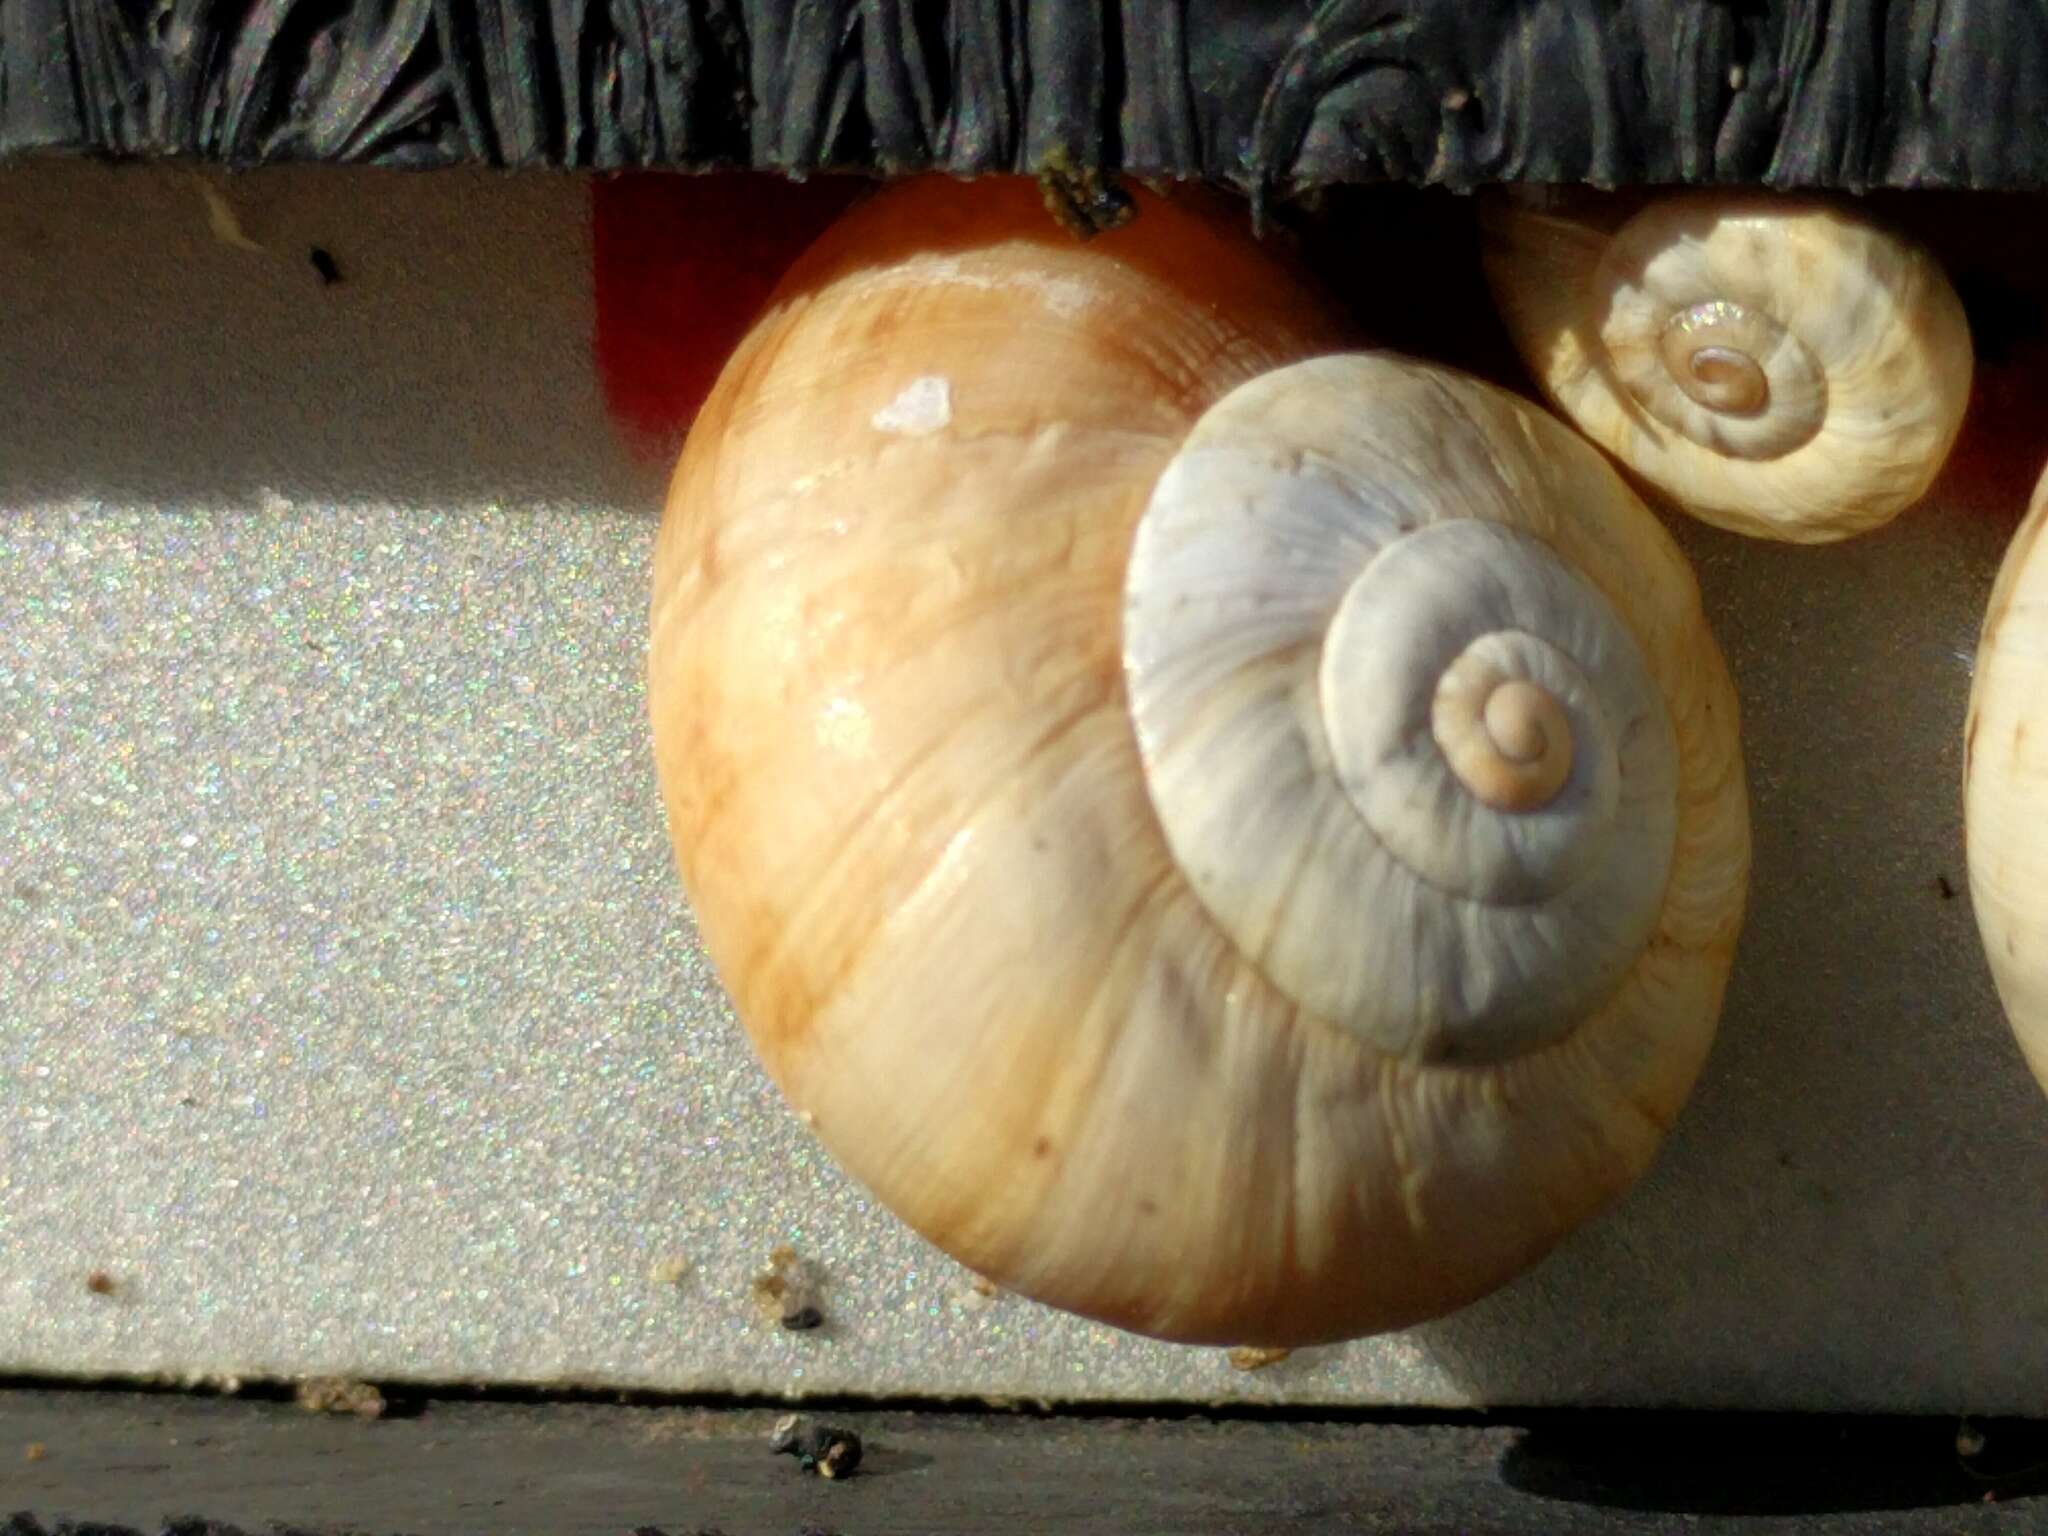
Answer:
1481 192 1974 542
1124 356 1679 1065
1599 250 1829 462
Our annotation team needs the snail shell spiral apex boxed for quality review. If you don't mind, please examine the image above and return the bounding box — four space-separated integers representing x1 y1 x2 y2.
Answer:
1125 356 1682 1065
651 177 1751 1347
1482 191 1973 543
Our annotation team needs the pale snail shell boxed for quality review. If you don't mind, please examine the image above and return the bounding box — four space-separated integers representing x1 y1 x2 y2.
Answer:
649 178 1751 1345
1965 461 2048 1095
1481 191 1974 543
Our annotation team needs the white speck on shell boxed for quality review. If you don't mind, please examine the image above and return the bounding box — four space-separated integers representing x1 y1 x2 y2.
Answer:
872 376 953 437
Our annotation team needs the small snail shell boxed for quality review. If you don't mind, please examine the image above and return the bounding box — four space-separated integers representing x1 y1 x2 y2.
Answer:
1481 191 1974 543
649 178 1751 1345
1965 462 2048 1094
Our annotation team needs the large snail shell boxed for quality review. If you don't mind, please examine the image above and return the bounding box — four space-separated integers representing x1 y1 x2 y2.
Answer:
1965 462 2048 1094
1481 192 1973 543
649 178 1750 1345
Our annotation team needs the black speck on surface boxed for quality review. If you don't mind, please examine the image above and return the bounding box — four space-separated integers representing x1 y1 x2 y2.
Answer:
309 248 343 285
778 1305 824 1332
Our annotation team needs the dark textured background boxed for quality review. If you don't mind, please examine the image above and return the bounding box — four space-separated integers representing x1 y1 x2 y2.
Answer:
4 1 2047 193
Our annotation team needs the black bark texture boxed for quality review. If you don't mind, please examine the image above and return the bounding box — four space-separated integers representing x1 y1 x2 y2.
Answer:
3 0 2047 192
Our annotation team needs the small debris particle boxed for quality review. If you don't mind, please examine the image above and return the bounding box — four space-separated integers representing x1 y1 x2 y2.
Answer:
1442 86 1471 110
1958 1419 1988 1458
751 1244 826 1330
195 175 265 253
23 1441 45 1461
1227 1345 1293 1373
770 1413 863 1480
84 1270 117 1296
309 247 343 285
1036 144 1136 238
956 1272 1002 1312
650 1253 691 1288
1728 63 1747 90
294 1376 386 1419
1936 873 1958 900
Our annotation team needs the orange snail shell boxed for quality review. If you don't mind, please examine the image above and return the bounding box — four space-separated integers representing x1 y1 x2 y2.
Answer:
648 178 1750 1344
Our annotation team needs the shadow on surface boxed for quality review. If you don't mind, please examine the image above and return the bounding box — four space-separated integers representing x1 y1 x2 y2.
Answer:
1501 1413 2048 1515
0 161 663 513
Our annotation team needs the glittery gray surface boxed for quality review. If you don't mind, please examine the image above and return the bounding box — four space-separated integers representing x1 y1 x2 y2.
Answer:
1 163 2044 1411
